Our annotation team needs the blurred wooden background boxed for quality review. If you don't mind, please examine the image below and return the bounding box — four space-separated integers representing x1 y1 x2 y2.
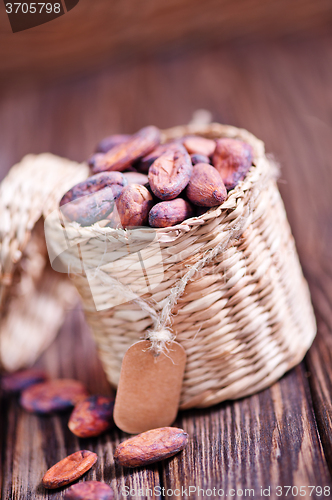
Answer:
1 3 332 498
0 0 332 78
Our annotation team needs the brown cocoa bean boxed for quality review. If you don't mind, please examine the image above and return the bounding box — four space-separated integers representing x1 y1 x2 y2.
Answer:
60 186 121 226
212 138 253 190
90 126 161 173
186 163 227 207
96 134 131 153
149 199 194 228
20 379 88 413
64 481 114 500
68 395 114 438
136 142 179 173
108 184 124 201
190 153 211 165
123 172 149 185
148 144 193 201
116 184 153 228
183 136 216 157
60 172 127 207
114 427 189 467
42 450 97 489
1 369 47 393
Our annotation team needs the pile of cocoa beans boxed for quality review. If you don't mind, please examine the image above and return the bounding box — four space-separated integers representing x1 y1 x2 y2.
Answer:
60 126 254 228
1 369 189 496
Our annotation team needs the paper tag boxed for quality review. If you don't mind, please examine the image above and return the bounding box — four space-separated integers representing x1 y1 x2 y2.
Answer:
113 340 186 434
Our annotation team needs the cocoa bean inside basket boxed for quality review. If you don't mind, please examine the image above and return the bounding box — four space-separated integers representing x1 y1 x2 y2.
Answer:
61 127 254 229
212 137 253 190
148 144 193 201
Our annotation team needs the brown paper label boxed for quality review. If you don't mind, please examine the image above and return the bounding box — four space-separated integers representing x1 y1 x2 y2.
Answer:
113 340 186 434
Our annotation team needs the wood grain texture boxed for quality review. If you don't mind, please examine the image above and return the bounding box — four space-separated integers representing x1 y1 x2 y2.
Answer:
304 259 332 476
1 308 161 500
1 1 332 79
165 366 331 499
1 34 332 499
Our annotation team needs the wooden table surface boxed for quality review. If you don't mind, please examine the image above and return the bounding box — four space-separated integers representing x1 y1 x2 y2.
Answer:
1 34 332 500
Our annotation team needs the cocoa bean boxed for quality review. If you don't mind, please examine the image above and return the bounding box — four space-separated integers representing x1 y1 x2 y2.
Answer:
68 395 114 438
212 138 253 190
114 427 189 467
64 481 114 500
186 163 227 207
183 136 216 157
60 172 127 207
116 184 153 228
90 126 161 173
108 184 124 201
123 172 149 185
60 186 120 226
190 153 211 165
148 144 193 201
42 451 97 489
95 134 131 153
20 379 88 413
1 369 47 393
149 199 194 228
136 142 179 173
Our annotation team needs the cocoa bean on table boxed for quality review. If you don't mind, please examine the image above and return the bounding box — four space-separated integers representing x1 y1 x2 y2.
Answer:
42 450 97 489
1 369 48 393
64 481 114 499
114 427 189 467
20 379 88 413
68 395 114 438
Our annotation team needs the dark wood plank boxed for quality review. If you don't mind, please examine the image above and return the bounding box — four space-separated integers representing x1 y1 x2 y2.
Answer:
1 1 332 79
304 259 332 476
1 307 161 500
165 365 331 500
1 34 332 498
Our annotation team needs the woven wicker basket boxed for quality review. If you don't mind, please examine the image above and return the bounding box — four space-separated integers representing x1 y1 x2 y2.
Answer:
0 154 87 372
44 123 316 409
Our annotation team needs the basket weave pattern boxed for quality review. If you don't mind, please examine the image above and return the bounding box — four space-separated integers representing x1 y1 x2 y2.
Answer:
46 124 316 409
0 154 87 371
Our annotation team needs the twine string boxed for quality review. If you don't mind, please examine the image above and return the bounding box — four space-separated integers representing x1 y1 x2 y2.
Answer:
94 212 249 354
71 156 277 355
